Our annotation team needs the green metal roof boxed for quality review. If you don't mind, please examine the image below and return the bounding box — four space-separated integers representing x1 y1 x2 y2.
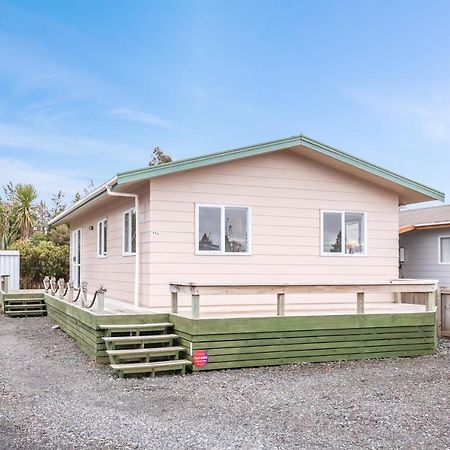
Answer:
117 134 445 202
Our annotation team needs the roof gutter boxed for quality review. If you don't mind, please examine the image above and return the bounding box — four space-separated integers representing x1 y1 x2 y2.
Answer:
105 180 140 308
400 221 450 234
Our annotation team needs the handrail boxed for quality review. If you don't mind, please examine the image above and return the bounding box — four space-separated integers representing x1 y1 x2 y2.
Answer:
42 276 106 313
169 279 439 319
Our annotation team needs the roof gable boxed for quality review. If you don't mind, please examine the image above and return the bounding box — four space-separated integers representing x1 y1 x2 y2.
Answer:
117 134 444 203
49 134 444 226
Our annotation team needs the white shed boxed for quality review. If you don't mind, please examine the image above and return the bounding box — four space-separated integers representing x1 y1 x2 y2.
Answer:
0 250 20 291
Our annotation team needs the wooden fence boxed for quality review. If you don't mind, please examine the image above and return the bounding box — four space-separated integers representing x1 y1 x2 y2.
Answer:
403 287 450 337
20 281 43 290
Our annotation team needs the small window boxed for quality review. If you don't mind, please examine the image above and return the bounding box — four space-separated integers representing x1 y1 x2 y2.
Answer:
322 211 366 256
123 209 136 255
196 205 250 254
97 219 107 257
439 237 450 264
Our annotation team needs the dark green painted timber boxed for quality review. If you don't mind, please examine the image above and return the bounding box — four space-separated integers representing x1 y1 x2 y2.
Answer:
2 291 46 317
169 312 437 371
44 294 170 363
39 295 437 372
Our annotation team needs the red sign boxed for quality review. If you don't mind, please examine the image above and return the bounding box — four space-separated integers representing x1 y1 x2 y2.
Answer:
193 350 208 367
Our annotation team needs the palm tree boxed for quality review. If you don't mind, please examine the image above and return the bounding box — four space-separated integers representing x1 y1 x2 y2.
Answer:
13 184 37 240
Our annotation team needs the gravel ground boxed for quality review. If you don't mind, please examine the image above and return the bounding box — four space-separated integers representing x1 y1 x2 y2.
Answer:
1 315 450 450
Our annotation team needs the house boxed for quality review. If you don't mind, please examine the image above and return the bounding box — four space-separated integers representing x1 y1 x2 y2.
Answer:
400 204 450 286
42 134 444 374
49 134 444 312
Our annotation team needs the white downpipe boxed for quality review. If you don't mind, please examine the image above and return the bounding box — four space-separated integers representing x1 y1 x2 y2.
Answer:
105 178 140 307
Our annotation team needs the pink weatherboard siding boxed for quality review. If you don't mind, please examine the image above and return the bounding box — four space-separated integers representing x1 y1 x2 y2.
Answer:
70 183 150 303
70 150 400 308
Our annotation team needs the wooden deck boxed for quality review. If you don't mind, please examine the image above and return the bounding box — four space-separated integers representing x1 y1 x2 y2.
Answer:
1 278 439 373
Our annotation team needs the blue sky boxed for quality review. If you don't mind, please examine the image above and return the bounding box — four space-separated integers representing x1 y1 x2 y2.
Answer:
0 0 449 206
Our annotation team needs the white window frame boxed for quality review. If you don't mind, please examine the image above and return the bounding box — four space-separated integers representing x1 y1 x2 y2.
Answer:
97 218 107 258
71 228 82 288
320 210 368 257
195 204 252 256
123 208 136 256
438 235 450 265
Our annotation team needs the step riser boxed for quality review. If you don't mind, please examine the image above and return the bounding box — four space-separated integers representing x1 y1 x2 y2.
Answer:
5 305 46 310
3 296 47 317
109 352 181 364
101 323 190 377
5 311 46 316
4 298 45 303
118 367 188 377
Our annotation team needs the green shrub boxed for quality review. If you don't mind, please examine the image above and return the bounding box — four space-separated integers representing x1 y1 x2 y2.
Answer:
11 239 69 284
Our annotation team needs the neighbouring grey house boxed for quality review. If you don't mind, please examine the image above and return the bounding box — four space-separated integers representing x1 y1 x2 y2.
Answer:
400 205 450 286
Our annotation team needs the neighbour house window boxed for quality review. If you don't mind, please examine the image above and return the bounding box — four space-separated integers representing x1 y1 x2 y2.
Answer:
123 209 136 255
97 219 107 257
321 211 366 255
439 237 450 264
196 205 250 254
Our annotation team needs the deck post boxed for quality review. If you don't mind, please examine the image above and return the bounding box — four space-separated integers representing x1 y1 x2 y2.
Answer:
57 278 65 299
171 291 178 314
97 287 106 314
81 281 88 308
426 291 436 312
1 274 9 293
394 292 401 303
68 281 74 302
277 293 285 316
357 292 364 314
43 276 50 294
50 276 57 295
192 294 200 319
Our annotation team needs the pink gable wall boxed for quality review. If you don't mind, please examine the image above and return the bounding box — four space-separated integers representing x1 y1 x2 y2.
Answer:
69 150 400 308
146 150 399 308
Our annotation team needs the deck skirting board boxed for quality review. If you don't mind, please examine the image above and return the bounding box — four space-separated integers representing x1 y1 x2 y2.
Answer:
46 304 108 362
40 295 437 372
170 312 436 371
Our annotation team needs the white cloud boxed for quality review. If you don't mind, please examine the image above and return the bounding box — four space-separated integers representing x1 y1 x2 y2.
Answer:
108 107 177 129
0 121 146 163
0 31 112 100
0 157 89 202
345 89 450 142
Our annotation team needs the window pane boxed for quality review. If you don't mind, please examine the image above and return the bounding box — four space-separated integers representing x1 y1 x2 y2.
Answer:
77 229 81 261
98 222 102 255
124 212 129 253
225 207 248 253
323 212 342 253
103 220 107 254
441 237 450 263
345 213 365 254
198 206 221 251
131 210 136 253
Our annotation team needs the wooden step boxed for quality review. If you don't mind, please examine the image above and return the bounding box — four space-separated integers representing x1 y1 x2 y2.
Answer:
111 359 192 377
4 293 44 299
4 298 45 304
103 334 179 345
99 322 173 332
107 346 184 357
5 309 46 316
5 304 46 310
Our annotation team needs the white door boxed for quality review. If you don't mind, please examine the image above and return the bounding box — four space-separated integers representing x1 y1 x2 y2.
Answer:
72 228 82 287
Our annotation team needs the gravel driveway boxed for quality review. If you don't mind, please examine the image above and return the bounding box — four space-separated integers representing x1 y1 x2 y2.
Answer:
1 314 450 450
